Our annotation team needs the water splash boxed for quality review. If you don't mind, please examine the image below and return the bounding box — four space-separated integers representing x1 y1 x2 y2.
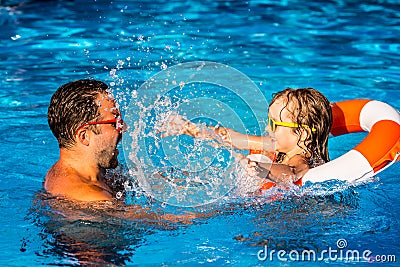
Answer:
122 61 269 207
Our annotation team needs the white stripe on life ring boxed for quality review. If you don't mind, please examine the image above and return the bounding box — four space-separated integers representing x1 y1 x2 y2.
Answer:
303 150 373 183
360 100 400 131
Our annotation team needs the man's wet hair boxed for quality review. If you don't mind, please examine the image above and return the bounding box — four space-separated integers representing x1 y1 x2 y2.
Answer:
48 79 111 148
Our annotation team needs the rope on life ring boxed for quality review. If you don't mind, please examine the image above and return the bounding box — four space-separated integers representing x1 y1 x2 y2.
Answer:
258 99 400 189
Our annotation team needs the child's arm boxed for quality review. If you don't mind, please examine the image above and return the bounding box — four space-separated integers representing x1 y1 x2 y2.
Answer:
158 113 274 151
215 126 274 151
245 154 309 186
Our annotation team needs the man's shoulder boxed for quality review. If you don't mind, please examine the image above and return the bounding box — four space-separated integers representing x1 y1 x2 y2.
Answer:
44 162 66 191
45 163 112 202
62 185 113 202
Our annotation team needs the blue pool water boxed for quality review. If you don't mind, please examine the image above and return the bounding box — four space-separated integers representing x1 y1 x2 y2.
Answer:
1 0 399 266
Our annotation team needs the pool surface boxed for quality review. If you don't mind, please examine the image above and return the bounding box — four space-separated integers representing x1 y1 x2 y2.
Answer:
0 0 399 266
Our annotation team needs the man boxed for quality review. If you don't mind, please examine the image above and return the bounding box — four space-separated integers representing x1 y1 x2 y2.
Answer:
45 79 126 201
44 80 200 267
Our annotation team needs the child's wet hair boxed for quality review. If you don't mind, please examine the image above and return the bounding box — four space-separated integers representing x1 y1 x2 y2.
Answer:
270 88 332 164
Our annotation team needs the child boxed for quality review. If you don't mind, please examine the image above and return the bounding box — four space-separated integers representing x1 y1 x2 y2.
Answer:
245 87 332 187
160 87 333 188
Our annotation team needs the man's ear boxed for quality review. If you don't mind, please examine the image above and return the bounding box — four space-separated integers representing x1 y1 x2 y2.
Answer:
76 129 90 146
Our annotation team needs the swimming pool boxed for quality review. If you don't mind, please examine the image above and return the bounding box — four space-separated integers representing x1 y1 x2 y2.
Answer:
1 0 399 266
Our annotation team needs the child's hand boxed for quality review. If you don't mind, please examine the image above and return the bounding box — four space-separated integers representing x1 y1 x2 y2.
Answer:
240 156 272 178
240 158 259 177
157 112 200 138
213 127 247 149
214 126 230 144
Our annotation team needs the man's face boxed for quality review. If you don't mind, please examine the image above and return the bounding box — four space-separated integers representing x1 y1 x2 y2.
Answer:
92 94 124 169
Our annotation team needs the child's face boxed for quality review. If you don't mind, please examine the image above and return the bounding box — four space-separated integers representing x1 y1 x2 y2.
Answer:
266 98 303 155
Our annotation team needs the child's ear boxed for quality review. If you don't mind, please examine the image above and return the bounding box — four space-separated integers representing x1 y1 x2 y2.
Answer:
299 128 309 142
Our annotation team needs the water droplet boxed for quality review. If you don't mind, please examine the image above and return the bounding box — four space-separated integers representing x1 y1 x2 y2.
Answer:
11 34 21 40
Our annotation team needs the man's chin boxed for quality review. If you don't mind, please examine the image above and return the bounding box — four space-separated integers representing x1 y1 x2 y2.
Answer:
108 158 119 169
101 156 119 170
98 148 120 169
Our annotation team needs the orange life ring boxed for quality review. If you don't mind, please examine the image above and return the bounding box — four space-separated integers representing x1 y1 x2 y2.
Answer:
258 99 400 190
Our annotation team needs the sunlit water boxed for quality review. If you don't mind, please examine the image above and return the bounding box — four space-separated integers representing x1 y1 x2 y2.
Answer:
0 0 399 266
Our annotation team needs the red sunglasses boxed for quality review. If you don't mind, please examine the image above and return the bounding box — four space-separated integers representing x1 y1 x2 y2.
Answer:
75 117 125 135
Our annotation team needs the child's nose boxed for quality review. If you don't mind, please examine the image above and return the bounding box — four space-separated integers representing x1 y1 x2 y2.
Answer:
265 125 272 134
